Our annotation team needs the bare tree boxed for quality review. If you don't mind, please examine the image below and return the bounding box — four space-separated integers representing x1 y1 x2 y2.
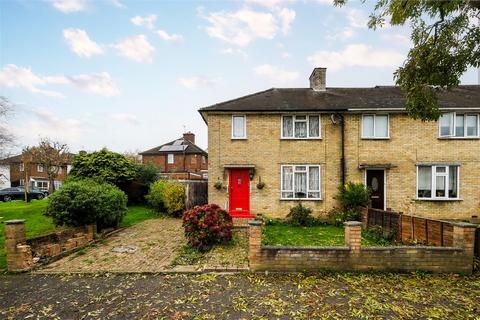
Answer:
27 138 71 194
0 96 15 158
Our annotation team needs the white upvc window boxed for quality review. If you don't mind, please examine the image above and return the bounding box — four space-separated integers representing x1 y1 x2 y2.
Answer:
281 115 320 139
19 179 24 186
19 163 24 171
37 164 44 172
361 114 389 139
232 115 247 139
417 165 459 200
281 165 321 200
439 112 479 138
167 154 174 164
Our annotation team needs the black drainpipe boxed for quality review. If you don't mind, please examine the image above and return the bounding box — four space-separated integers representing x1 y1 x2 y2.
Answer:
340 113 346 186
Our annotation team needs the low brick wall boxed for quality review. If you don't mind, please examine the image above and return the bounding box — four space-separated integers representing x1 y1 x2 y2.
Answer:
4 220 95 272
248 221 476 274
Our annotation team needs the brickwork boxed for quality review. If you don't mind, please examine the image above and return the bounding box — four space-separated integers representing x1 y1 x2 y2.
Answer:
143 154 207 174
207 113 480 220
9 162 69 187
5 221 96 272
248 220 476 274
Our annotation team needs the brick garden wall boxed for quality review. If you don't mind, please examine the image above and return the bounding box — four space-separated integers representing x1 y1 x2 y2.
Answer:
4 220 95 272
248 220 476 274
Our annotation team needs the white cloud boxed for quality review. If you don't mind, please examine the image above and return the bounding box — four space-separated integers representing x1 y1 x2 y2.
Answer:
281 51 291 58
48 0 88 13
0 64 120 97
0 64 64 97
112 35 155 63
110 113 140 125
277 7 295 34
63 28 104 58
254 64 299 83
67 72 120 97
221 48 248 59
202 7 294 46
346 8 368 28
326 27 355 41
177 76 222 89
109 0 125 8
131 14 157 29
245 0 296 9
381 33 411 47
157 30 184 43
14 107 90 143
307 44 405 71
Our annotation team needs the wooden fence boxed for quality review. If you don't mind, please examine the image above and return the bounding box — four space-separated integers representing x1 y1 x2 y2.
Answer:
178 180 208 209
363 208 458 247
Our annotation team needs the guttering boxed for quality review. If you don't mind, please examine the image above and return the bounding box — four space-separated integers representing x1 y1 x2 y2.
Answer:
348 107 480 112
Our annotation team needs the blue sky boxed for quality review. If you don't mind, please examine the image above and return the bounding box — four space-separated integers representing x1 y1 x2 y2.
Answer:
1 0 478 154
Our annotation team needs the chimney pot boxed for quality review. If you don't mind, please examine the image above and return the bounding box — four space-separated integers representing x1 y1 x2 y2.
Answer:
183 132 195 144
309 67 326 91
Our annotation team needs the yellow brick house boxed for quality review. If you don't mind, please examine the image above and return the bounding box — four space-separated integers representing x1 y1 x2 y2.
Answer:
199 68 480 220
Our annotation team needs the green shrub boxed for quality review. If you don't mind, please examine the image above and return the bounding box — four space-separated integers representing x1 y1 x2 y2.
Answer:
45 179 127 229
286 203 316 226
182 204 233 251
135 163 159 185
336 182 371 210
146 180 185 216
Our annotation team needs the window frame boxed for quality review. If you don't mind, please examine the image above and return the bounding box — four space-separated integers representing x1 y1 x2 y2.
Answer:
438 112 480 139
231 115 247 139
167 153 174 164
280 164 321 200
19 163 24 172
416 164 460 201
37 164 44 172
361 114 390 139
281 115 321 140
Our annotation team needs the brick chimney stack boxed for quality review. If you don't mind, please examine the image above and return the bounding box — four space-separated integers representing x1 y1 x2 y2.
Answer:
309 67 326 91
183 132 195 144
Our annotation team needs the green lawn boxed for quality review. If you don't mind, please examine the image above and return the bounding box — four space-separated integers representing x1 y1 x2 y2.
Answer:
262 224 390 247
0 200 159 270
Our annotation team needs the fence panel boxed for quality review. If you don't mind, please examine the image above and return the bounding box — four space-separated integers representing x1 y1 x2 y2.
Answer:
180 180 208 209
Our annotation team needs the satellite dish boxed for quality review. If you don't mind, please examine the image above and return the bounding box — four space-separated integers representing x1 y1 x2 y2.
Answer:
330 113 343 124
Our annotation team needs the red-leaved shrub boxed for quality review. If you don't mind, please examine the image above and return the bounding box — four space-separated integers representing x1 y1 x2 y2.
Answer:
182 204 233 250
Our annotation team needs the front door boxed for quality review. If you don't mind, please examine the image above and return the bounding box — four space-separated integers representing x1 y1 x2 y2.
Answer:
228 169 251 218
366 170 385 210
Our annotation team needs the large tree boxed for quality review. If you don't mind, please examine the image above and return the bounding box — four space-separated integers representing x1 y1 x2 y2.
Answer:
0 97 15 158
336 0 480 121
26 138 71 194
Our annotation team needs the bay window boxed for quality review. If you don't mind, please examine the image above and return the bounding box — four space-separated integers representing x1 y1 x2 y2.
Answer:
281 165 321 199
282 115 320 139
417 165 459 200
362 114 389 138
439 112 479 138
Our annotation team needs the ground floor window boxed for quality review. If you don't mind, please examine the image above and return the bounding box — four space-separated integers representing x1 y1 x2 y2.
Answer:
281 165 320 199
35 180 49 192
417 165 459 200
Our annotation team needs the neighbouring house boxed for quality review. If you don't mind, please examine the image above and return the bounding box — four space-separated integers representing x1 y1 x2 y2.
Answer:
0 164 10 189
199 67 480 220
140 132 208 180
0 154 74 192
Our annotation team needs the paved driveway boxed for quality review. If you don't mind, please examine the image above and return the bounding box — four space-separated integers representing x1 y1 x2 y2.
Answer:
40 218 185 273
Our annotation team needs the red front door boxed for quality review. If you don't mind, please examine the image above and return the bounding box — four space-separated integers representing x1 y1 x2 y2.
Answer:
229 169 251 218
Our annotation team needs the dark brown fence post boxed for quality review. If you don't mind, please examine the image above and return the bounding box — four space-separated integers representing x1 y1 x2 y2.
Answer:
398 212 403 242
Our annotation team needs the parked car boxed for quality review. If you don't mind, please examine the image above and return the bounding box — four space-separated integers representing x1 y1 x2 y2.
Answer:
0 187 48 202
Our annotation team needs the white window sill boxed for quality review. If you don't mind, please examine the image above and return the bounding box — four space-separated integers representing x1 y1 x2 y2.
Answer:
280 198 322 201
438 137 480 140
415 198 463 202
361 137 390 140
280 137 322 140
231 137 247 140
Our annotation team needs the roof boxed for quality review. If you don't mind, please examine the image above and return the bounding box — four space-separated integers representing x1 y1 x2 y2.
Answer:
198 85 480 115
0 153 75 164
140 138 208 156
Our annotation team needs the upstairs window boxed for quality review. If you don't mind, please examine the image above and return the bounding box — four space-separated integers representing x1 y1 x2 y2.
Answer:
439 112 479 138
19 163 24 171
37 164 44 172
282 115 320 139
167 154 174 164
232 115 246 139
417 165 459 200
281 165 321 200
362 114 389 139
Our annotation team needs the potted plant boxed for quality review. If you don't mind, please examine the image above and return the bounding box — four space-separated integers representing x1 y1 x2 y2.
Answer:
214 180 223 190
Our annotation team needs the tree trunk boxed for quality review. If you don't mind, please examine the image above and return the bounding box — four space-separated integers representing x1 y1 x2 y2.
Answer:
48 176 54 194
